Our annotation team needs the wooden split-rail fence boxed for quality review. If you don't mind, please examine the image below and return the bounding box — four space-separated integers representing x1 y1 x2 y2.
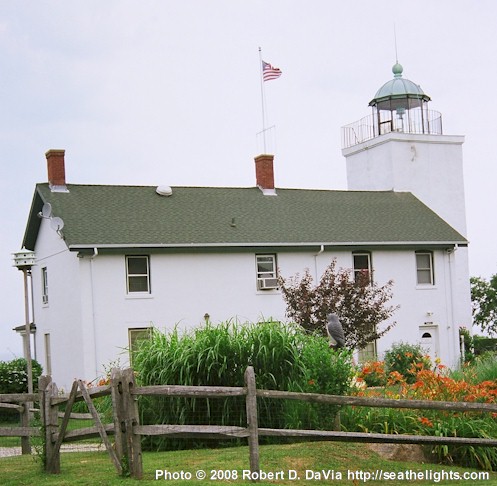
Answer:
0 391 38 454
2 366 497 480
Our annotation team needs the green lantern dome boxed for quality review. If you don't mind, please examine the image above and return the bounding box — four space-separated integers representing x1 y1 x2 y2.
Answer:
369 62 431 111
341 61 443 149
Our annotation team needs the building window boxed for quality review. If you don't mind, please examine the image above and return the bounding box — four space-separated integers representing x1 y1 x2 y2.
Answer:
416 251 434 285
353 252 372 284
128 328 152 364
126 256 151 293
256 254 278 290
41 267 49 304
358 340 377 364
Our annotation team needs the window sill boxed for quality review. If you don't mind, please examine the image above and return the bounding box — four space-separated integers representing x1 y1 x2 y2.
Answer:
125 293 154 300
256 289 280 295
415 285 437 290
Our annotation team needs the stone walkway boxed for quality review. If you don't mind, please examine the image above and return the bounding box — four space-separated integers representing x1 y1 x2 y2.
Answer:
0 442 105 458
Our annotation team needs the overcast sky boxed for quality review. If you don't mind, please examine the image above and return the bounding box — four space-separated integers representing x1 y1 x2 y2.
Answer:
1 1 496 361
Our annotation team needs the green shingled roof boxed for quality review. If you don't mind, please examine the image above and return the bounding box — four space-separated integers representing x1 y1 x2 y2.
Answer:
23 183 467 251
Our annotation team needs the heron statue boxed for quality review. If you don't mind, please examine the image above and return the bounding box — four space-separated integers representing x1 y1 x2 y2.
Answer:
325 313 345 349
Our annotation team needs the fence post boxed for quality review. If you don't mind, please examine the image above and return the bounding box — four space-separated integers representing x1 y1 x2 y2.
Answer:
110 369 124 466
39 375 60 473
111 368 143 479
20 401 31 454
244 366 260 479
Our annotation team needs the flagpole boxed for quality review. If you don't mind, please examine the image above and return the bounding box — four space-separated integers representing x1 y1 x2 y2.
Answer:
258 46 267 153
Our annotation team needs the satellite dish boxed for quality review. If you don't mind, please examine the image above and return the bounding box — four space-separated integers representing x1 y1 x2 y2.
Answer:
41 202 52 218
50 217 64 232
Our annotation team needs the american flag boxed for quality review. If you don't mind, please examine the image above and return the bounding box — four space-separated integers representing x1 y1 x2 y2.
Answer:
262 60 282 82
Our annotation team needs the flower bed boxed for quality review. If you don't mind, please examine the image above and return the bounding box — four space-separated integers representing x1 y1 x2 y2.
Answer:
343 357 497 471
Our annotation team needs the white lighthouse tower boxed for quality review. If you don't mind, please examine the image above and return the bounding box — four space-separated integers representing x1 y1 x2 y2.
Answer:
342 62 467 237
341 62 471 367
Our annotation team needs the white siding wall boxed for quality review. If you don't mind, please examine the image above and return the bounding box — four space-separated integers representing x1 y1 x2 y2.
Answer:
32 237 468 388
369 249 470 368
75 248 465 386
31 219 83 390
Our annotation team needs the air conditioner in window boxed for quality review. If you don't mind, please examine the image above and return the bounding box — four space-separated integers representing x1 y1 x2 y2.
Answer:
257 277 279 290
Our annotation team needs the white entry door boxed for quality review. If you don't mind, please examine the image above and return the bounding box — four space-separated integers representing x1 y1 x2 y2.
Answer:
419 326 439 362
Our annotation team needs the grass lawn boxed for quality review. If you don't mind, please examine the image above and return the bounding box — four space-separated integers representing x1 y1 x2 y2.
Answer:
0 434 21 448
0 418 100 449
0 420 23 448
1 441 496 485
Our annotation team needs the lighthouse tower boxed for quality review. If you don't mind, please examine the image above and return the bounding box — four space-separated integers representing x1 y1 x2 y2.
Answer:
341 63 472 368
341 62 467 237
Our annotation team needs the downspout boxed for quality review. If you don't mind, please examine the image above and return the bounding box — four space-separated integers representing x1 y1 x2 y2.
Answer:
446 246 457 367
89 248 99 378
29 269 36 361
314 245 325 280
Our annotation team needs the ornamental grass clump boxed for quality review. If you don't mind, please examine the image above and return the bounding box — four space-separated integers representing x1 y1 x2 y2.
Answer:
450 352 497 385
132 319 353 450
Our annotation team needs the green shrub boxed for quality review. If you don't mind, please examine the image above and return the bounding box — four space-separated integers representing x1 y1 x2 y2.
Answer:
474 336 497 356
0 358 43 394
285 336 353 430
132 320 353 450
0 358 43 422
357 361 387 387
384 342 431 384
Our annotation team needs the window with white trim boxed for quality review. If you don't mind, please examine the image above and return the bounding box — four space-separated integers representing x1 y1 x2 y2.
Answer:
256 254 278 290
353 252 372 284
41 267 49 304
126 256 151 293
416 251 434 285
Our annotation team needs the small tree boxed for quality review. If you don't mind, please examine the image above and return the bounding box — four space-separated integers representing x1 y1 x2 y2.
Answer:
471 274 497 335
278 259 398 350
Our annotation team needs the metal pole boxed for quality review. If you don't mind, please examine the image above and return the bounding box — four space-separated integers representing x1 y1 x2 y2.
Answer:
258 47 267 153
20 267 34 454
23 268 34 396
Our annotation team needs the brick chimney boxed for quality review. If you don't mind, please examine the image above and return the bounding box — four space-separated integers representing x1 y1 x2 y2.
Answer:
254 154 275 190
46 149 67 191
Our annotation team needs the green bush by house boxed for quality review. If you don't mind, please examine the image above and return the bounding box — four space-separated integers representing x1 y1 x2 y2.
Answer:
0 357 43 394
